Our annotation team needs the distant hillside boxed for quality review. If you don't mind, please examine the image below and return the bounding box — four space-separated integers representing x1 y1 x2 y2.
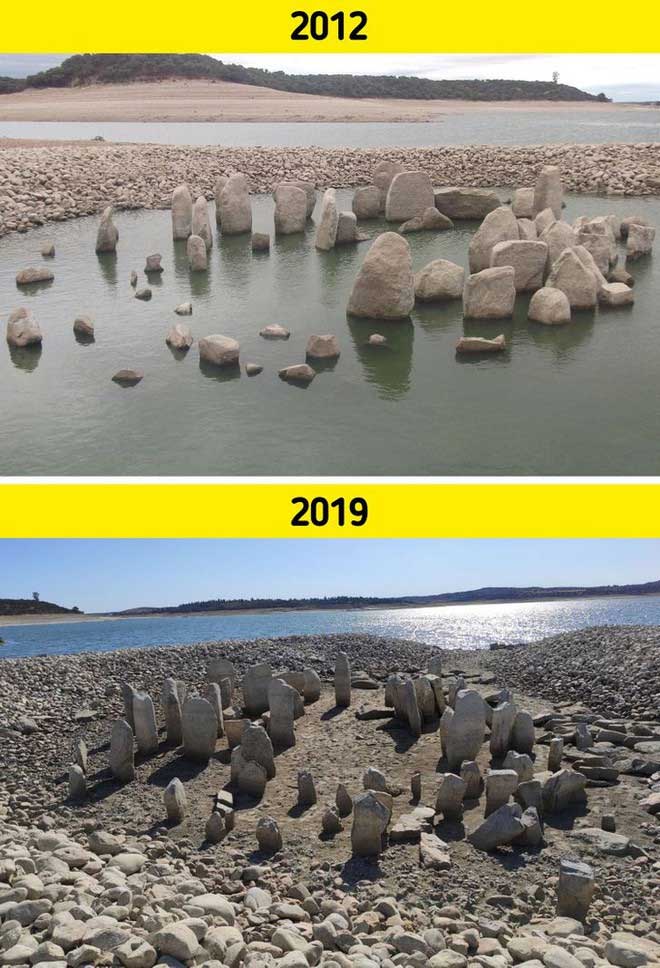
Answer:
114 578 660 616
0 54 609 103
0 598 81 617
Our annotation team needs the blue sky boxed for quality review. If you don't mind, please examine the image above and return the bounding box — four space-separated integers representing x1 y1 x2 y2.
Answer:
1 54 660 101
1 540 660 613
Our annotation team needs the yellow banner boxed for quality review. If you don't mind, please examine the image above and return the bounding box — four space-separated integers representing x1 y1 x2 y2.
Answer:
1 2 657 53
0 483 654 538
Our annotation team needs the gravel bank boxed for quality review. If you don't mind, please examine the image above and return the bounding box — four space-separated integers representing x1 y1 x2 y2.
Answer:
483 625 660 720
1 141 660 238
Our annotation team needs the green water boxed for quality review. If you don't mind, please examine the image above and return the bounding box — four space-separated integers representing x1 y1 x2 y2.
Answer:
1 189 659 475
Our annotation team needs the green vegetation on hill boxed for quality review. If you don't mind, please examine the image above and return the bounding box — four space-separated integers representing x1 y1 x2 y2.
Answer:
0 53 609 102
116 578 660 615
0 598 81 616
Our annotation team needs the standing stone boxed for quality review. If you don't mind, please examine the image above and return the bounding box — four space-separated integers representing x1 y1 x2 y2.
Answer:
517 218 537 240
442 690 486 770
214 176 228 226
626 223 655 259
401 679 422 737
172 185 192 240
516 778 544 815
541 221 578 269
6 308 42 348
547 248 598 308
490 240 548 292
428 655 442 677
274 184 307 235
336 211 359 244
534 166 563 218
335 653 351 707
574 723 591 750
303 668 322 703
515 806 545 847
512 187 535 219
68 764 86 802
243 663 273 716
322 805 343 834
162 678 183 745
548 737 564 772
207 657 236 695
353 185 381 219
511 711 535 754
206 811 226 843
336 783 353 816
427 674 446 716
468 206 519 273
232 751 267 797
315 188 339 251
542 769 587 813
268 679 297 750
182 697 217 762
298 771 317 806
240 723 275 778
490 702 518 758
385 171 434 222
503 750 534 782
109 719 135 782
536 206 556 235
414 676 437 722
73 738 88 773
351 791 389 857
448 677 466 708
306 334 340 360
460 761 482 799
485 769 519 816
411 771 422 802
463 266 516 319
192 196 213 250
347 233 414 319
218 174 252 235
95 207 118 254
292 179 316 217
133 691 159 755
373 160 404 207
256 816 282 853
164 778 187 822
528 287 571 325
187 235 208 272
557 859 595 921
414 259 465 302
204 683 225 737
469 804 525 852
435 773 467 821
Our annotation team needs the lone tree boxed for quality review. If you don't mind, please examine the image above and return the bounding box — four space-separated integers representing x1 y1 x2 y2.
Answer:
552 71 560 84
32 591 40 602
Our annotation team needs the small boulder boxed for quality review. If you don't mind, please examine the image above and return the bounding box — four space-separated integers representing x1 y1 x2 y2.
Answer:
306 334 340 359
599 282 634 307
16 267 54 286
414 259 464 302
528 287 571 325
96 206 119 254
279 363 315 384
166 323 193 350
164 778 187 822
73 315 95 338
463 266 516 319
386 171 434 222
251 232 270 252
135 288 152 301
175 302 193 315
353 185 382 219
144 254 163 273
199 335 240 367
7 308 42 347
260 323 290 339
112 369 143 386
187 235 208 271
246 363 263 376
347 232 414 319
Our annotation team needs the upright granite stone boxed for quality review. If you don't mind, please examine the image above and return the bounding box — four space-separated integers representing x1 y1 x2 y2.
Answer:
162 678 183 745
133 691 159 755
298 770 317 806
336 211 359 244
485 769 519 816
240 723 275 779
547 248 598 308
243 663 273 716
218 174 252 235
172 185 193 240
336 783 353 816
442 689 486 770
490 702 518 758
315 188 339 251
69 764 86 802
95 207 118 254
626 223 655 259
256 816 282 853
460 761 482 799
534 166 563 218
351 791 389 857
187 235 208 272
6 308 42 348
511 711 535 754
548 737 564 772
120 683 137 731
503 750 534 782
468 804 525 852
192 196 213 250
385 171 434 222
490 240 548 291
204 683 225 737
512 187 535 219
214 176 228 226
335 652 351 707
434 187 500 220
353 185 382 220
303 668 322 703
182 696 217 762
347 233 414 320
164 778 187 822
232 749 267 797
414 676 437 722
414 259 464 302
208 658 236 702
268 678 297 750
274 184 307 235
468 206 519 273
401 679 422 737
373 160 404 207
557 859 595 921
528 287 571 325
463 266 516 319
435 773 467 821
542 769 587 813
109 719 135 782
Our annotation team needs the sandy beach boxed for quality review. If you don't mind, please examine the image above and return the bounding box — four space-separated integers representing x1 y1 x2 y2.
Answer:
0 79 645 123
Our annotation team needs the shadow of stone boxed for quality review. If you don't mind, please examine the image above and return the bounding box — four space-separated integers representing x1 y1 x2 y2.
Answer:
542 801 589 831
74 332 95 346
199 359 241 383
288 801 313 819
434 819 466 842
167 345 190 363
339 855 383 886
321 706 345 721
377 721 418 754
8 344 42 372
146 754 208 788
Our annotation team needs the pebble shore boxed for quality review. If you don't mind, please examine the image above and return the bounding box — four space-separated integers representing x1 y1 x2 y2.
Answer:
0 630 658 968
1 141 660 238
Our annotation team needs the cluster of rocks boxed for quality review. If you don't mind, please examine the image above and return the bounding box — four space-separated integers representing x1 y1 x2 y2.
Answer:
1 141 660 238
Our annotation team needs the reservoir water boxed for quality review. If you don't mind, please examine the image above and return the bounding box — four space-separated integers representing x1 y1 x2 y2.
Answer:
1 111 659 147
2 190 659 476
2 594 660 660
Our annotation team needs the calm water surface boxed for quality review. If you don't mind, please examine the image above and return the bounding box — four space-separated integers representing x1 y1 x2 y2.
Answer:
1 191 659 475
1 112 659 146
2 595 660 660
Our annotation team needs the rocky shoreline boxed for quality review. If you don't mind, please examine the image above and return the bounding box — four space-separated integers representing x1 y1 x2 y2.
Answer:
2 141 660 238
